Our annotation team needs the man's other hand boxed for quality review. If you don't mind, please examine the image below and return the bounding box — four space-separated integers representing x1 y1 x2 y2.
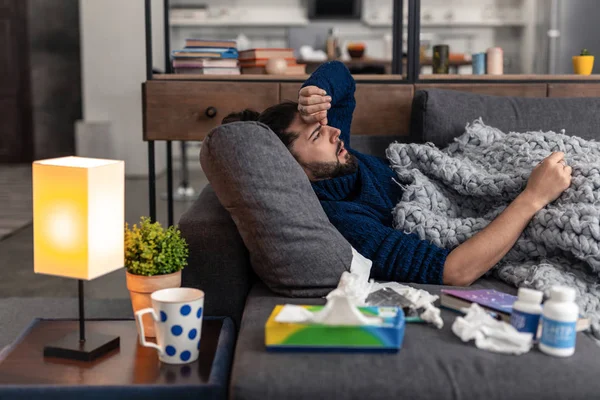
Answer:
524 151 572 211
298 86 332 126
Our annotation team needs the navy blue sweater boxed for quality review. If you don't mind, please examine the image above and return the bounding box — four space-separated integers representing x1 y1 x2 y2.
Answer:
303 61 449 284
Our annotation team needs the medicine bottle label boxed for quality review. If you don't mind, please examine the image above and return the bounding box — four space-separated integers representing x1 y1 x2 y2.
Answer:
540 318 576 349
510 309 540 338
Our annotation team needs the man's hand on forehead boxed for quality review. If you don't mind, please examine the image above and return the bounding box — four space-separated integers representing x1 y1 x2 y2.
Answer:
298 86 332 125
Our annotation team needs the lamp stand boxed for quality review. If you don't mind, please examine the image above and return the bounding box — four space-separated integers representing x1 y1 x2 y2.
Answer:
43 279 120 362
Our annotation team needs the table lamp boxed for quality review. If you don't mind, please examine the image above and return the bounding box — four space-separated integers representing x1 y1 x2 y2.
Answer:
33 156 125 362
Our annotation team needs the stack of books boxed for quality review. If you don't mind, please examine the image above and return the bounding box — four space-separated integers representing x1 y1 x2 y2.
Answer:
239 48 306 75
171 39 240 75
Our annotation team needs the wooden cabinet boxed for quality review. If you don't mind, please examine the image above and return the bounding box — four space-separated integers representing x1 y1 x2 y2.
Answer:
144 81 279 141
547 84 600 97
352 84 413 136
279 83 300 103
415 83 547 98
143 76 600 142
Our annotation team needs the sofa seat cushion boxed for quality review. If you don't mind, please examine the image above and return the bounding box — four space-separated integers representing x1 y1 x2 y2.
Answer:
200 121 352 297
230 280 600 400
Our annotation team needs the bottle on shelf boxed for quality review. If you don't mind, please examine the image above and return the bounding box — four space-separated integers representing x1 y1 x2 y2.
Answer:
486 47 504 75
326 28 340 60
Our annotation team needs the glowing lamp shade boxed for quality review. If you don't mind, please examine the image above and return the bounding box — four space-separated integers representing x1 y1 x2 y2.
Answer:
33 156 125 280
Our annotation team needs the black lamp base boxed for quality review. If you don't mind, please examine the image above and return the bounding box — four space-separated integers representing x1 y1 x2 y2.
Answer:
44 332 120 362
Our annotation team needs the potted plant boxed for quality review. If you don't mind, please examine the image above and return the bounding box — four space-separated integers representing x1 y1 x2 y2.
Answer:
573 48 594 75
125 216 189 337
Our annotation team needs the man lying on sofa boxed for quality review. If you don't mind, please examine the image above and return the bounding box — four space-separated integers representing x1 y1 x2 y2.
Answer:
222 61 572 287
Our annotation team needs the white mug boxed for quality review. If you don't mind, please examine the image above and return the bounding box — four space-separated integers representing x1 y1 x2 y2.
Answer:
135 287 204 364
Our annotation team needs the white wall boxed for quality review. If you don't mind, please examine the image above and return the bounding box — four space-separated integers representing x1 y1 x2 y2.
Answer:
79 0 166 177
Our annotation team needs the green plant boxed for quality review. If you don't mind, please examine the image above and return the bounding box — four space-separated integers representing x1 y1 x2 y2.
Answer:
124 217 188 276
580 49 592 56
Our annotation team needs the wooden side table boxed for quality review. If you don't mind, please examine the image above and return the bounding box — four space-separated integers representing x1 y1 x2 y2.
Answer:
0 317 235 400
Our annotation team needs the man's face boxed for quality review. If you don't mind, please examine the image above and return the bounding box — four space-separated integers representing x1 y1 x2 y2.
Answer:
286 114 358 181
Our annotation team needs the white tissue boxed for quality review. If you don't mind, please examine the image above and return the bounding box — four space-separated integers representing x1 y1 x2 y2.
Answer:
326 248 374 305
418 303 444 329
274 305 315 323
274 296 381 326
451 304 533 355
367 281 444 328
325 247 444 329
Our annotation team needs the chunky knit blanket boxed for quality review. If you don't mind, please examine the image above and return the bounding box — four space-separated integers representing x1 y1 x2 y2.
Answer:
386 119 600 339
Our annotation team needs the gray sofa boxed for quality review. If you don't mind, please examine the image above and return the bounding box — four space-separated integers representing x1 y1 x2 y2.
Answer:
179 89 600 400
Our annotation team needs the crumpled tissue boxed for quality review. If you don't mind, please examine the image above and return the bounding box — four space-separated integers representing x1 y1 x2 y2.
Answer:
324 248 444 329
452 303 533 355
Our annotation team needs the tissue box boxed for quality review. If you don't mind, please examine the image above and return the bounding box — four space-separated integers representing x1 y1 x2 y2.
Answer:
265 305 405 352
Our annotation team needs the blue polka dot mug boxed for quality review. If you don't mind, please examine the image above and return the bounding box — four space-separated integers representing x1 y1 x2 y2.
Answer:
135 287 204 364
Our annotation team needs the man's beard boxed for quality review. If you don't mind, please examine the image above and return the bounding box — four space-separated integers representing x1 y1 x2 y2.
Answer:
303 145 358 181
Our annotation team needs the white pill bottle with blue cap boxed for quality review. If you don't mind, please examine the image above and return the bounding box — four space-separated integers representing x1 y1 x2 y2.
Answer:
539 286 579 357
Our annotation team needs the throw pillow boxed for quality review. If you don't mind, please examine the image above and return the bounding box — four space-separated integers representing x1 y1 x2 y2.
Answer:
200 121 352 297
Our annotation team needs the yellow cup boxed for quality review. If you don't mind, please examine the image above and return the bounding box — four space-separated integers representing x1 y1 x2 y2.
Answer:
572 55 594 75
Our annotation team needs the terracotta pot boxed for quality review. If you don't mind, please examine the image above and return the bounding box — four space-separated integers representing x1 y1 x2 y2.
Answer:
572 55 594 75
126 270 181 337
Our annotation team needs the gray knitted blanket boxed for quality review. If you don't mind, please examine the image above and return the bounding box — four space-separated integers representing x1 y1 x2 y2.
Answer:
386 119 600 339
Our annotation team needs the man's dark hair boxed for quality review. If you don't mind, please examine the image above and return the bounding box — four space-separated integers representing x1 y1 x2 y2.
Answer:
222 101 300 148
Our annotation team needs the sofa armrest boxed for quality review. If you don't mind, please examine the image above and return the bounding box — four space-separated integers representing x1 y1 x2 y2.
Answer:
178 184 254 329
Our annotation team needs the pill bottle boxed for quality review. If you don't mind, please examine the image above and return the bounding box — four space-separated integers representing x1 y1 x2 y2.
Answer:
539 286 578 357
510 287 543 339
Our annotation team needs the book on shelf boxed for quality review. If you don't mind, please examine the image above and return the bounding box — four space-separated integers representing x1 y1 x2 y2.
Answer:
241 64 306 75
173 58 238 68
170 4 207 10
238 48 295 61
185 38 236 48
239 58 297 68
174 67 241 75
171 47 238 59
440 289 590 331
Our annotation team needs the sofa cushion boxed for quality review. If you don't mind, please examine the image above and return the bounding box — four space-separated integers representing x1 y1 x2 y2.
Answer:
230 280 600 400
411 89 600 148
200 121 352 297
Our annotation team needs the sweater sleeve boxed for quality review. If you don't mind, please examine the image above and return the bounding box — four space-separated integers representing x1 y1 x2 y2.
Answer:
301 61 356 148
325 203 449 284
